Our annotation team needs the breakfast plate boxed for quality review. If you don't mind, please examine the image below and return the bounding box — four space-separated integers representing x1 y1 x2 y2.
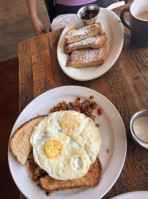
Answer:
8 86 127 199
57 8 124 81
111 191 148 199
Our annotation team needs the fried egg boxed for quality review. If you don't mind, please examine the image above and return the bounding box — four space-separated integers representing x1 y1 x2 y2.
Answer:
30 110 101 180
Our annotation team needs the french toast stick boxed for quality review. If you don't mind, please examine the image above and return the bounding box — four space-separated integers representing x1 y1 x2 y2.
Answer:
65 33 107 53
66 44 106 68
65 22 103 44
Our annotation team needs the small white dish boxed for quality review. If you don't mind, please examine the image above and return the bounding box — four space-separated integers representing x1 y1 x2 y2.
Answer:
57 8 124 81
130 109 148 149
8 86 127 199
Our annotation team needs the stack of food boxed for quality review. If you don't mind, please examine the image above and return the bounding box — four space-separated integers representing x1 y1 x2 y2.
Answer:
64 22 107 68
9 97 102 195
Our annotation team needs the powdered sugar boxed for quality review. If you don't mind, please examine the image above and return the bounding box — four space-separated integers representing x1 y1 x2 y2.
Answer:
65 23 101 40
67 36 98 48
71 49 100 63
65 26 92 38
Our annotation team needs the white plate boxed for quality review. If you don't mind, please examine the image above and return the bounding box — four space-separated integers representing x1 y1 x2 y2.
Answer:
111 191 148 199
8 86 127 199
57 8 124 81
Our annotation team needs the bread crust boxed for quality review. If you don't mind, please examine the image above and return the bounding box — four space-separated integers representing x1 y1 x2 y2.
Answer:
39 158 102 193
9 115 47 165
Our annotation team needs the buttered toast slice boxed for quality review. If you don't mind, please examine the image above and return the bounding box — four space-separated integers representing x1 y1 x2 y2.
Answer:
66 44 106 68
9 115 47 165
64 22 103 44
65 33 107 54
39 158 102 193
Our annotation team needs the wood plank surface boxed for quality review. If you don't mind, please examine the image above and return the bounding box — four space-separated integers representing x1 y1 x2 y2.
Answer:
18 2 148 199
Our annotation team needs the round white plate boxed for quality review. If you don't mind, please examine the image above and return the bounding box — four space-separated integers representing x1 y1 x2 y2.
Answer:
57 8 124 81
8 86 127 199
111 191 148 199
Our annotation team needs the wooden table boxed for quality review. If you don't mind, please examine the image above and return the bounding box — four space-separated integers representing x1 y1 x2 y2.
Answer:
18 3 148 199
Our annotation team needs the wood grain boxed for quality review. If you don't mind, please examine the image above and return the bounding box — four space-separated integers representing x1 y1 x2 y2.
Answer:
18 3 148 199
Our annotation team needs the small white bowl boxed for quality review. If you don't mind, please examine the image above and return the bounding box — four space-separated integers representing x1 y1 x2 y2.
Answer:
130 109 148 149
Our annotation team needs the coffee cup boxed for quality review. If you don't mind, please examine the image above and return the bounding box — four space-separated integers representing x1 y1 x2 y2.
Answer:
120 0 148 47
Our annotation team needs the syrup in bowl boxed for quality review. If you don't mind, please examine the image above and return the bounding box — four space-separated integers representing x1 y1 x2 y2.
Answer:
77 4 100 25
81 9 98 20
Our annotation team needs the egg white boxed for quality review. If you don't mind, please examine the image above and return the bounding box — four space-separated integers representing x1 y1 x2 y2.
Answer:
30 110 101 180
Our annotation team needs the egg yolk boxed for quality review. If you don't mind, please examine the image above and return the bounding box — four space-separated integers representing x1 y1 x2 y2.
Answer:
44 139 63 159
